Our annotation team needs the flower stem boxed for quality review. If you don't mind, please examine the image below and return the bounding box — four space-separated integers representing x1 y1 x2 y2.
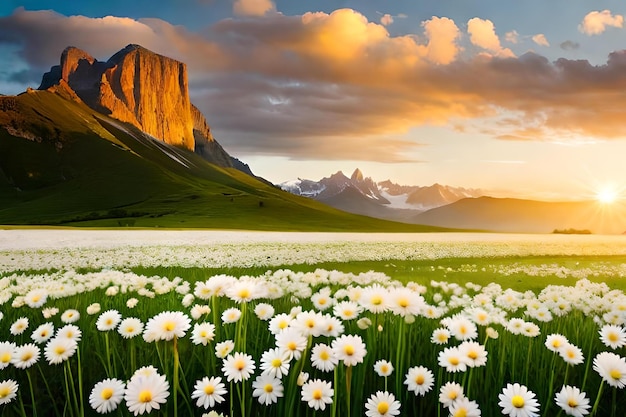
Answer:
26 369 38 417
590 380 605 417
346 365 352 417
173 336 179 417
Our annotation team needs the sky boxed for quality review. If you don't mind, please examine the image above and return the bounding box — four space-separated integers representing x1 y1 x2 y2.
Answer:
2 0 626 201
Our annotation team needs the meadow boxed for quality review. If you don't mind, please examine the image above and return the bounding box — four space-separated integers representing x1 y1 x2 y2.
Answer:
1 230 626 417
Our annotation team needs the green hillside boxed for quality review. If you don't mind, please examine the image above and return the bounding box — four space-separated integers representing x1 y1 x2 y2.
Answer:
0 90 450 232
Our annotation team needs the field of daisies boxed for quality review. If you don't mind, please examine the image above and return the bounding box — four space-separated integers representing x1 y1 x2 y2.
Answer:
1 230 626 417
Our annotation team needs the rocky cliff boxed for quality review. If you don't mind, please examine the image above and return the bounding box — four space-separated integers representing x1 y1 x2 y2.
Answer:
39 44 233 167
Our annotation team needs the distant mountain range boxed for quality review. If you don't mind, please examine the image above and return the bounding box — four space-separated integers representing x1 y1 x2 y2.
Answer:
280 169 483 222
280 169 626 234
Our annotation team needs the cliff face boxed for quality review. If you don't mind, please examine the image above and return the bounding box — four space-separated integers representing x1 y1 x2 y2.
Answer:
40 45 199 152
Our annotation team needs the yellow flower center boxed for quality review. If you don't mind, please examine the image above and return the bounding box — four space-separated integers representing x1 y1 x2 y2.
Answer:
32 295 41 302
1 353 11 363
101 388 114 400
438 334 448 342
279 321 288 329
610 369 622 380
237 289 250 299
235 359 246 371
204 385 215 395
608 333 619 342
344 345 355 356
372 295 382 305
22 352 32 361
126 327 135 333
380 365 389 373
511 395 525 408
139 390 152 403
398 298 409 308
272 358 282 367
449 357 459 366
377 401 389 414
264 383 273 393
319 299 327 305
454 408 468 417
415 374 425 384
164 321 175 332
54 346 66 355
344 310 353 317
459 325 467 334
105 319 113 326
306 319 315 328
320 351 330 360
568 398 578 408
200 331 207 337
477 313 487 321
287 341 297 351
468 351 478 360
448 391 458 400
0 387 9 398
312 389 323 400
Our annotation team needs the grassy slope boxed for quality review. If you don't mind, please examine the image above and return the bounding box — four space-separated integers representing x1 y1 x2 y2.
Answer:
0 91 453 232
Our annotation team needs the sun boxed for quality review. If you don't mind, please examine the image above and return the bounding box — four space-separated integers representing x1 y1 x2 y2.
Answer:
596 187 618 204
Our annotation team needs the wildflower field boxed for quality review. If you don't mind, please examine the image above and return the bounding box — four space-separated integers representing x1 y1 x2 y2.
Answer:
1 230 626 417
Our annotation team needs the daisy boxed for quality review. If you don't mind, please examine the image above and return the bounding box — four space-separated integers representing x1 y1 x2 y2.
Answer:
10 317 28 335
215 340 234 359
432 328 451 345
593 351 626 388
57 324 82 343
260 347 291 379
11 343 40 369
254 303 275 320
124 372 170 415
449 397 482 417
275 327 308 361
61 308 80 323
191 322 216 346
599 324 626 350
439 382 465 409
221 352 255 383
268 313 293 335
0 379 18 405
388 287 424 317
31 322 55 344
365 391 401 417
459 341 488 368
506 318 525 335
44 337 77 365
359 284 390 314
320 315 345 338
24 288 47 308
301 379 333 411
89 378 125 414
131 366 159 379
143 311 191 342
333 301 362 321
191 376 227 409
545 334 568 353
221 307 242 324
86 304 101 315
332 334 367 367
311 343 338 372
118 318 144 339
311 288 334 311
374 360 394 377
438 347 468 373
521 322 541 338
498 383 540 417
559 343 584 366
554 385 590 417
96 310 122 332
404 366 434 396
252 374 284 405
190 304 211 320
293 310 326 337
448 315 478 341
225 280 261 304
42 307 59 319
0 342 16 369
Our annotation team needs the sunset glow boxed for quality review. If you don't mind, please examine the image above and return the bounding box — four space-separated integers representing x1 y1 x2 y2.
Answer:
2 1 626 200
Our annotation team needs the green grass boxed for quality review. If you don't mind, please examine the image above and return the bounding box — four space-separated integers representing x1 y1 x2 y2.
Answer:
0 90 455 232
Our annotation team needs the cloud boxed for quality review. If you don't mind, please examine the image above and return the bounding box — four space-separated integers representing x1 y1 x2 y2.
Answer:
5 8 626 161
579 10 624 35
560 40 580 50
467 17 514 57
505 30 519 44
233 0 275 17
532 34 549 47
380 13 393 26
421 16 461 65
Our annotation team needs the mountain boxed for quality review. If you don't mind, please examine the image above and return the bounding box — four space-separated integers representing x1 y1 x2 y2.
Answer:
280 169 483 222
411 196 626 234
0 46 450 232
38 44 235 168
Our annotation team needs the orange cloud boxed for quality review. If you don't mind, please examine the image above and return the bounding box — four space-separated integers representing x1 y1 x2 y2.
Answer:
467 17 514 57
579 9 624 35
422 16 461 65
